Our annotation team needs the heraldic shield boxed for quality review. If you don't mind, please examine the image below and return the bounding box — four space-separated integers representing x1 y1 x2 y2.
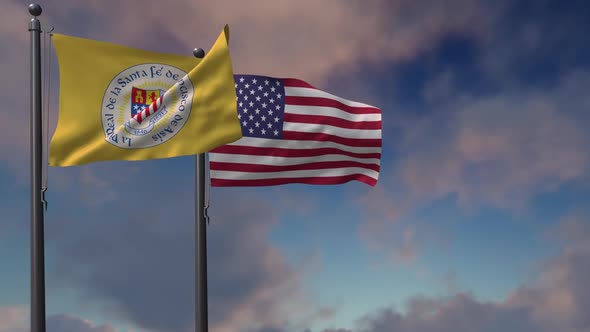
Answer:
126 86 167 135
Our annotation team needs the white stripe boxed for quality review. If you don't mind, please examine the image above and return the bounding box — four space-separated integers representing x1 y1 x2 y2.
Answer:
283 122 381 139
285 105 382 122
209 153 380 166
210 167 379 180
285 87 377 108
221 137 382 154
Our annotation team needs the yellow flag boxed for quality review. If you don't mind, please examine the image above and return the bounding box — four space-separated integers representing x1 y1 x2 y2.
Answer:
50 26 242 166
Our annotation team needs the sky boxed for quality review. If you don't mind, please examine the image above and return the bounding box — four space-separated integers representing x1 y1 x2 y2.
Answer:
1 0 590 331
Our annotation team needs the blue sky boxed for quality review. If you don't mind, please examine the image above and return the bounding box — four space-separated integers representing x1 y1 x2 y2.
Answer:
1 0 590 331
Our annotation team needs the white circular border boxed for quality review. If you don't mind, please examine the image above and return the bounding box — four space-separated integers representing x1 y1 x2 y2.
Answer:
100 63 194 149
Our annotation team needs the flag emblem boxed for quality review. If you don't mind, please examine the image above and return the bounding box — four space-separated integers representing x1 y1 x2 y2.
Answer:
131 87 164 116
101 64 195 149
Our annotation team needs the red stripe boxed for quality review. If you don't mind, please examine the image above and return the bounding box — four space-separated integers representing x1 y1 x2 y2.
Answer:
284 113 381 130
211 174 377 187
210 145 381 159
136 112 143 124
210 161 380 173
282 131 381 147
285 96 380 115
281 78 318 89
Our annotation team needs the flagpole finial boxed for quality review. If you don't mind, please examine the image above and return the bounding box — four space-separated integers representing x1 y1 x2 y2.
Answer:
193 48 205 59
28 3 42 17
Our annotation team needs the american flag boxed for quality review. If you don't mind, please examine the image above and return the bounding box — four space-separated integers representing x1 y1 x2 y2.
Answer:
209 75 382 186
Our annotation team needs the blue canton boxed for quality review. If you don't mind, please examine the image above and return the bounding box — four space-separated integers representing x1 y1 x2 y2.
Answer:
233 75 285 139
131 103 147 117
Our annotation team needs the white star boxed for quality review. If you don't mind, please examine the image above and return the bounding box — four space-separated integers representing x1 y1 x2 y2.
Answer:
249 115 254 120
267 123 273 128
239 102 243 107
275 105 280 110
256 96 261 101
239 89 243 95
268 110 274 115
243 108 248 113
249 102 254 107
242 120 247 126
255 122 260 128
258 85 263 91
271 87 276 92
262 103 267 108
274 117 280 122
269 98 275 104
261 115 267 121
250 90 255 95
141 106 146 110
277 93 282 98
276 81 280 86
249 128 254 134
244 96 249 101
245 83 250 89
234 83 238 88
252 78 257 84
238 114 242 119
239 77 245 82
133 105 139 109
264 92 269 97
264 80 269 85
274 130 279 136
261 129 267 135
255 108 261 114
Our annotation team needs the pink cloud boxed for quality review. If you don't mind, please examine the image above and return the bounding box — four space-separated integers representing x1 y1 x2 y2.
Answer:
46 188 321 332
0 307 26 332
503 215 590 329
322 213 590 332
400 73 590 210
0 307 118 332
354 69 590 266
42 0 487 83
46 314 118 332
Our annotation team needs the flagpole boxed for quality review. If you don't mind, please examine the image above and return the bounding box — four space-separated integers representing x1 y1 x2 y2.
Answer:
193 47 208 332
28 3 46 332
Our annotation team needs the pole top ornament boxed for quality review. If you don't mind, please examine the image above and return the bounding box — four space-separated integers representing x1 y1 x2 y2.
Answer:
28 3 42 17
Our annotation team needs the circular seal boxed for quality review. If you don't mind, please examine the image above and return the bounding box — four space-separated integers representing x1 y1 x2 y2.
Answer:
101 63 194 149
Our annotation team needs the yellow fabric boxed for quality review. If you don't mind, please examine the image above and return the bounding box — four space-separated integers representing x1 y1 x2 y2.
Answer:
50 26 241 166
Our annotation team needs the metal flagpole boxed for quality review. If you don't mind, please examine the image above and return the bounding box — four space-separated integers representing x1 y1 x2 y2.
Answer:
28 3 47 332
193 47 208 332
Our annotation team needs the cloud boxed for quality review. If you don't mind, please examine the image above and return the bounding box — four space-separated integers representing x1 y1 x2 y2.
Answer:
503 215 590 330
46 314 118 332
0 307 117 332
0 307 26 332
475 1 590 83
355 68 590 265
400 70 590 210
34 0 490 83
313 214 590 332
354 184 449 267
352 293 538 332
11 207 590 332
46 187 315 332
